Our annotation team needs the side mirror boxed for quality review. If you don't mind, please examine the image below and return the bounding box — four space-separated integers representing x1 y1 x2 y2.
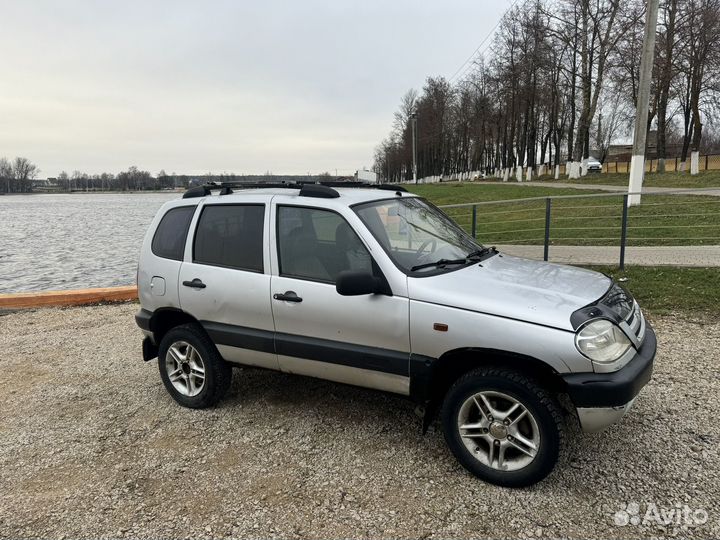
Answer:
336 271 382 296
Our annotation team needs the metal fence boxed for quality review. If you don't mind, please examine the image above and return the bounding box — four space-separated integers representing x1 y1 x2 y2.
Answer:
438 188 720 269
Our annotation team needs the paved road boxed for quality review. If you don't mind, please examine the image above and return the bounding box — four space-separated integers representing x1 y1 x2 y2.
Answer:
497 244 720 267
485 180 720 196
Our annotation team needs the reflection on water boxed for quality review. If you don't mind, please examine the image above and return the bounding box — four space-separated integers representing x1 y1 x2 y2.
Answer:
0 192 178 293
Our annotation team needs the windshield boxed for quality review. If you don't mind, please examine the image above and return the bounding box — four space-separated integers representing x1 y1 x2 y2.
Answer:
354 197 485 274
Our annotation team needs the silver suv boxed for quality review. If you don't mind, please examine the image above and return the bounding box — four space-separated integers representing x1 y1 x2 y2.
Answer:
136 182 656 487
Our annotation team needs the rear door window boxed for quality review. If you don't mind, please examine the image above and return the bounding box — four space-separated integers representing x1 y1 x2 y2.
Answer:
151 206 196 261
193 204 265 272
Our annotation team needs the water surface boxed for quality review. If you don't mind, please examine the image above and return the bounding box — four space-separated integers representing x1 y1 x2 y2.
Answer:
0 192 178 293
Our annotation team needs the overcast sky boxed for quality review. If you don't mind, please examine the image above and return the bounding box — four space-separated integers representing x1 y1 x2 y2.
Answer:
0 1 509 178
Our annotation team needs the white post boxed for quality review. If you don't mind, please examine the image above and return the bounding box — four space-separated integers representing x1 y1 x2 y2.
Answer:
516 166 522 182
690 151 699 175
554 165 560 180
526 167 532 182
411 115 418 183
627 0 660 206
567 162 574 179
628 155 645 201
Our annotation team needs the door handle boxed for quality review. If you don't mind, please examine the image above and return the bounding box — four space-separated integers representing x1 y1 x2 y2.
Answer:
182 278 206 289
273 291 302 303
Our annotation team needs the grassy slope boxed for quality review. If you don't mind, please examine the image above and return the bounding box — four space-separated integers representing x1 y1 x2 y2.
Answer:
406 182 720 247
532 169 720 188
583 265 719 319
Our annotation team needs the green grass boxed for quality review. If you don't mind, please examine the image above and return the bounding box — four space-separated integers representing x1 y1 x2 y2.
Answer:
408 182 602 204
583 266 720 318
407 183 720 247
533 169 720 188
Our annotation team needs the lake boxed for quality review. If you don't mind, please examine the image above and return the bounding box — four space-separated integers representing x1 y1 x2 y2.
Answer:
0 192 178 293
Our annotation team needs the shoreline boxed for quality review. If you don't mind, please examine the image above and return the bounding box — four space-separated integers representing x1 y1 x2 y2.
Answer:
0 285 137 310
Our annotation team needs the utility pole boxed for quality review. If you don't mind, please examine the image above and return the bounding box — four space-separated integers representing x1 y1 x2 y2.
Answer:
627 0 660 206
411 113 418 183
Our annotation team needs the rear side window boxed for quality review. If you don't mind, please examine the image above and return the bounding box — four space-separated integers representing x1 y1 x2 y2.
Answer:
193 204 265 272
151 206 196 261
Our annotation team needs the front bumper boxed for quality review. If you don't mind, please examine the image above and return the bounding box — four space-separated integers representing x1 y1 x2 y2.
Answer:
563 324 656 432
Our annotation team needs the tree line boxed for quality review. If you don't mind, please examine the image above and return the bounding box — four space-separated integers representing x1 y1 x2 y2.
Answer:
0 157 39 193
374 0 720 182
0 160 180 194
0 162 351 194
53 167 168 192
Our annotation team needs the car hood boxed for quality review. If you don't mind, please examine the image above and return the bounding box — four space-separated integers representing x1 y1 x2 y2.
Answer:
407 253 612 331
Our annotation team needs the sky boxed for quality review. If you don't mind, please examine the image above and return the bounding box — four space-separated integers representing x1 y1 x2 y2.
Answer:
0 1 509 178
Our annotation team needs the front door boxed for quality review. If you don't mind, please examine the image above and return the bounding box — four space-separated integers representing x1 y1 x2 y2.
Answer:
269 202 410 395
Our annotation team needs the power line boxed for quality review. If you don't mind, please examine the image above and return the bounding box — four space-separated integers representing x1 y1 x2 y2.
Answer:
448 0 521 85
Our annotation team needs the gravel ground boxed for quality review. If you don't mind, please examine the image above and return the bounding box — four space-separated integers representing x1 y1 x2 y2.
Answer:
0 303 718 539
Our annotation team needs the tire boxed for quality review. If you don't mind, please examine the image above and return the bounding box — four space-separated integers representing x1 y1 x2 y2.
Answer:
157 323 232 408
441 367 564 487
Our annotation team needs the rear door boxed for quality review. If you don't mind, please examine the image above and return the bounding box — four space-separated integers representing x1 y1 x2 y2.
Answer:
269 199 411 395
178 197 278 370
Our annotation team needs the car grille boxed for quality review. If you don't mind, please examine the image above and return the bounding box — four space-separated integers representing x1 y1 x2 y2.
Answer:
625 301 645 343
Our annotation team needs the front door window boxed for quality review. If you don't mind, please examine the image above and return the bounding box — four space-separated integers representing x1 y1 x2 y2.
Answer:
276 206 372 283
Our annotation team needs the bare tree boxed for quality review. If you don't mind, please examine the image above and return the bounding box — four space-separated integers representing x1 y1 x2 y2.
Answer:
374 0 720 180
0 158 12 193
13 157 39 193
655 0 681 171
677 0 720 157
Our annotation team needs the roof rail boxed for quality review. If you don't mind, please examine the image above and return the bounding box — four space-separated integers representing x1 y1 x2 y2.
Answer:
299 183 339 198
181 181 408 199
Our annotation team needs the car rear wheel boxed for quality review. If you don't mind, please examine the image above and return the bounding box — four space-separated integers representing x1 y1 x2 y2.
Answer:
441 367 564 487
157 323 232 408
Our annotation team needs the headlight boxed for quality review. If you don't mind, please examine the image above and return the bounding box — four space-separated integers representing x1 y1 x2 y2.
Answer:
575 319 632 364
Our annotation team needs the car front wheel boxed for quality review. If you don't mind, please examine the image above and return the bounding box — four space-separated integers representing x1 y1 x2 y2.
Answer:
441 367 564 487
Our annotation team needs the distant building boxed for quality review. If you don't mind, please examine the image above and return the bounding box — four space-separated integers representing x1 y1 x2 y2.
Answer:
606 131 683 161
355 170 377 183
31 178 52 189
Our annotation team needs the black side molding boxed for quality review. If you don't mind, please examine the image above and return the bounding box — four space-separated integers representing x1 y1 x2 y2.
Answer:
200 320 410 376
563 325 657 408
274 332 409 376
202 321 276 355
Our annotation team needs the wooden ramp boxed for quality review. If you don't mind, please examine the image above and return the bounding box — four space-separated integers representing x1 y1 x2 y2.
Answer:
0 286 138 310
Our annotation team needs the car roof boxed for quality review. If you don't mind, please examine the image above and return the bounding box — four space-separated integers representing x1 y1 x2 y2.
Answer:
178 187 417 206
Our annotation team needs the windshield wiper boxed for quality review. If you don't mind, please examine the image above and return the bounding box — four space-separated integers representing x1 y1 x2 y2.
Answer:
465 246 497 260
411 258 468 271
410 246 498 272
